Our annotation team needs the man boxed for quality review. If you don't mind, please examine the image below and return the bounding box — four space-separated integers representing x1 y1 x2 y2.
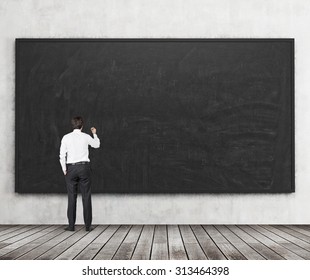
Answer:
59 116 100 231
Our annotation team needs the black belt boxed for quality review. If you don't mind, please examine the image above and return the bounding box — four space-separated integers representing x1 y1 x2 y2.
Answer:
67 161 89 166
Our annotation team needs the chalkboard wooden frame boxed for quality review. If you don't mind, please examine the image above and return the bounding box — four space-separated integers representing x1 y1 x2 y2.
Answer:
15 38 295 194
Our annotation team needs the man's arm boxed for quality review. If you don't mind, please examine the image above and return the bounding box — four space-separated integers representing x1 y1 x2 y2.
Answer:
59 138 67 175
88 127 100 148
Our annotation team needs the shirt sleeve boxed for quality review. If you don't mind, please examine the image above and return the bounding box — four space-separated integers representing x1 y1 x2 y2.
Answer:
59 137 67 173
88 134 100 148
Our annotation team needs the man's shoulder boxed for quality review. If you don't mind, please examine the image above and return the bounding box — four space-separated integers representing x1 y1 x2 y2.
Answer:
62 130 90 140
73 131 92 140
80 131 92 138
62 131 74 140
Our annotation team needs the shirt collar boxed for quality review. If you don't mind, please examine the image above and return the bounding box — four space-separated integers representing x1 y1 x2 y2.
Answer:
73 129 82 133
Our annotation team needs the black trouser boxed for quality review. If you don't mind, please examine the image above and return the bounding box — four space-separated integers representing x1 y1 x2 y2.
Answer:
65 163 92 228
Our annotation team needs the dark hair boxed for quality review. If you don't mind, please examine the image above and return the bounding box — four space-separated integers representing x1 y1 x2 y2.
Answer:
71 116 84 129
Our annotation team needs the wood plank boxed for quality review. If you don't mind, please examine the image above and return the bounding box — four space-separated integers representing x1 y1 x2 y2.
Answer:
18 226 83 260
215 225 264 260
298 225 310 232
227 225 281 260
0 242 10 250
179 225 207 260
131 225 155 260
265 225 310 245
0 225 19 235
203 225 246 260
37 226 88 259
280 225 310 243
0 225 61 260
264 226 310 252
151 243 168 260
191 225 226 260
0 225 38 242
0 225 10 230
56 226 108 260
113 225 143 260
251 225 310 260
151 225 169 260
261 225 310 258
75 225 119 260
285 225 310 237
0 224 308 261
0 225 51 256
241 225 302 260
167 225 187 260
94 225 131 260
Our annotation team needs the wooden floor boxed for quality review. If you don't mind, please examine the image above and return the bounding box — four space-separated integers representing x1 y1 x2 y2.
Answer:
0 225 310 260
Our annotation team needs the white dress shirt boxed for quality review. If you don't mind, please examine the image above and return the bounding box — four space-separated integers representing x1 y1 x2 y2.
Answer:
59 129 100 173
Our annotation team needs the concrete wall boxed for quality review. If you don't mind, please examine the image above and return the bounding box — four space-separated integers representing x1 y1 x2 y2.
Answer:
0 0 309 224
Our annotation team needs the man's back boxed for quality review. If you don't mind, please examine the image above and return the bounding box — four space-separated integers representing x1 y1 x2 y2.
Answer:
59 128 100 174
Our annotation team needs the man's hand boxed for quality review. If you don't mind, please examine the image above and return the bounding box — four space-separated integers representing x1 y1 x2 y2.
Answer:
91 127 97 134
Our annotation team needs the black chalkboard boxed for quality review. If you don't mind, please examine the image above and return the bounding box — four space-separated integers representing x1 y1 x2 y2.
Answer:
15 39 294 193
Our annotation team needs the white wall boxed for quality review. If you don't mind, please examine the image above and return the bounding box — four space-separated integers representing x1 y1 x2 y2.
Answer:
0 0 309 224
